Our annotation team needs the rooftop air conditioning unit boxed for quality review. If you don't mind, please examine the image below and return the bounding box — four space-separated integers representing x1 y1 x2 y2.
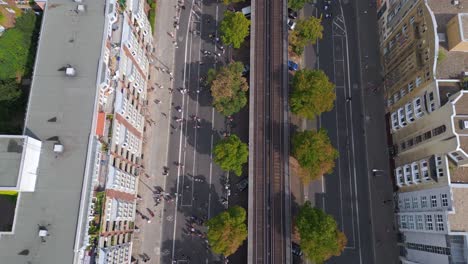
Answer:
65 67 76 77
463 121 468 129
453 0 460 5
74 0 83 2
77 4 86 12
53 144 64 153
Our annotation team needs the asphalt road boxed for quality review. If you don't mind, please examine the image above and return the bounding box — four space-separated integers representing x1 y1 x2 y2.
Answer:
302 0 399 263
158 0 249 263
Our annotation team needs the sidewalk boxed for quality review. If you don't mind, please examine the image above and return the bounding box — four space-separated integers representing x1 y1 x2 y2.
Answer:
132 0 179 263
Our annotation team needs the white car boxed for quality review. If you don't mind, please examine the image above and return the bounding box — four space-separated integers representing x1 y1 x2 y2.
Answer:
287 19 296 30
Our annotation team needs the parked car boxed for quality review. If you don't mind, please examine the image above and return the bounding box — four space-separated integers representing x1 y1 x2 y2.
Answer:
242 6 251 18
288 8 298 19
288 60 299 71
236 178 248 192
292 242 303 257
287 18 297 30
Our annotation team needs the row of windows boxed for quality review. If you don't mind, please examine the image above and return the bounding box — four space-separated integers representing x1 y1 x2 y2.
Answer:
387 68 432 108
391 97 424 131
400 193 449 210
397 125 446 153
406 242 451 255
395 154 445 186
400 213 445 232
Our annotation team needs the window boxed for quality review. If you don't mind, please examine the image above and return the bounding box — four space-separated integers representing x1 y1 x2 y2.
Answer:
421 196 427 208
412 197 419 208
408 215 415 230
423 131 432 140
431 195 438 208
407 138 414 147
410 16 415 25
432 125 446 136
415 135 422 144
401 141 407 150
416 215 424 230
400 88 407 97
425 214 433 230
401 215 408 229
404 198 411 209
441 194 448 207
428 92 434 101
415 76 422 87
408 81 414 92
450 151 464 162
436 214 444 231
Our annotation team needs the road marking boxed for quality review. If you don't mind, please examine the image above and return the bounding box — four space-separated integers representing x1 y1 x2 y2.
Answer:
171 0 195 261
339 0 364 262
331 25 345 235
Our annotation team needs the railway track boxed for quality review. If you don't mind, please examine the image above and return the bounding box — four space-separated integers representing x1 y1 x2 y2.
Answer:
248 0 290 263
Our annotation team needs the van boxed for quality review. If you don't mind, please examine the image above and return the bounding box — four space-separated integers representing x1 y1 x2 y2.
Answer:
242 6 251 18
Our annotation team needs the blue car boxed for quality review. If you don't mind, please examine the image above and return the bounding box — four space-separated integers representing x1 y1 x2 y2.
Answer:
288 60 298 71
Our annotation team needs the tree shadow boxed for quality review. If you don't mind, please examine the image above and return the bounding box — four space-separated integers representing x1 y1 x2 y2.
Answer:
158 175 227 263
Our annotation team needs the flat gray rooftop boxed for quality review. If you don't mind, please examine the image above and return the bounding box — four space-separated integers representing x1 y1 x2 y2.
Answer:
0 137 24 187
0 0 105 263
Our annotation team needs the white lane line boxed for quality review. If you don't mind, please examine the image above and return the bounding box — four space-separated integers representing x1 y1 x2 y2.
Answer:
207 108 215 219
181 21 196 207
171 0 195 261
340 36 356 249
331 28 345 234
340 0 364 262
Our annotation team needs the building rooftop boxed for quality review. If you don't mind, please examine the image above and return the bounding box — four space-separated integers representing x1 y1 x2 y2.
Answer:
426 0 468 79
447 187 468 232
0 0 106 263
0 137 24 187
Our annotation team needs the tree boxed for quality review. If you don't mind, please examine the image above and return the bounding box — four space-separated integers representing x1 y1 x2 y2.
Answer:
289 17 323 56
208 61 249 116
0 11 37 79
290 69 335 119
222 0 245 5
291 129 338 182
214 134 248 176
296 202 347 263
206 206 248 256
219 11 251 49
288 0 313 11
0 80 21 102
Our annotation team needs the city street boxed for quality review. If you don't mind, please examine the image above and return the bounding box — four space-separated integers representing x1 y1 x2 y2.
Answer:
302 0 399 263
148 0 249 263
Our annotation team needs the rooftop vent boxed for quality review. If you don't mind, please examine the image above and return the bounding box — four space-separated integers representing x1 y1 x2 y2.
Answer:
74 0 83 2
77 4 85 12
53 143 64 153
462 120 468 129
65 66 76 77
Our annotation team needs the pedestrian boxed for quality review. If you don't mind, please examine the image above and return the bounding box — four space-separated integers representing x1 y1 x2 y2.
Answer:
170 76 173 81
161 112 167 117
154 99 161 104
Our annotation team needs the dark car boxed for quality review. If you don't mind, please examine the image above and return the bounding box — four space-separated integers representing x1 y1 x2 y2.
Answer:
236 178 248 192
292 242 303 257
288 60 299 71
288 8 298 19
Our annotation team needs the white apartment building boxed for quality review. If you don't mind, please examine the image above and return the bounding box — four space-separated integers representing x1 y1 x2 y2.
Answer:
76 0 153 263
377 0 468 263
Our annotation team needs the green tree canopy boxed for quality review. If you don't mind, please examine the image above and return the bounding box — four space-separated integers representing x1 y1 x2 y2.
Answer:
213 134 248 176
222 0 245 5
0 11 37 80
288 0 313 10
290 69 335 119
296 202 347 263
291 129 338 182
206 206 248 256
289 17 323 55
0 80 22 102
219 11 251 49
208 61 249 116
